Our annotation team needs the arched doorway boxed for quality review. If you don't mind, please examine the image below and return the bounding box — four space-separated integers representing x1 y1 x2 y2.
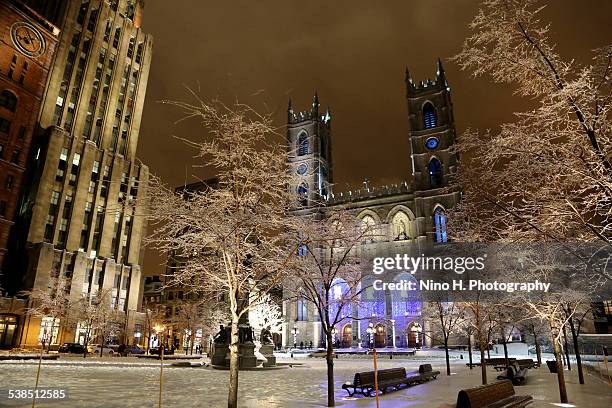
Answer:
342 324 352 348
374 324 386 348
407 322 422 348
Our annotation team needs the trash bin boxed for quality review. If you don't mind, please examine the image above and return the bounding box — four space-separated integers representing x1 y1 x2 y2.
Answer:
546 360 557 373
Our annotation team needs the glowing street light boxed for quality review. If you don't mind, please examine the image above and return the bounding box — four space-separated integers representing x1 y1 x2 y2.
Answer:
366 323 375 349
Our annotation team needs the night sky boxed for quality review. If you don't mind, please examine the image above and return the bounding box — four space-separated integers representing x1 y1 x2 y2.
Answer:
137 0 612 276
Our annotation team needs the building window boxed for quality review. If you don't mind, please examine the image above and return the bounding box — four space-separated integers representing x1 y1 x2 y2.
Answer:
428 157 442 188
0 90 17 111
297 132 308 156
0 144 3 159
112 28 121 49
135 43 143 63
296 295 307 321
127 37 135 58
0 200 6 217
297 183 308 207
87 8 98 32
10 149 20 164
18 126 26 139
77 0 89 25
19 61 28 84
0 117 11 134
434 207 447 243
5 175 14 190
423 102 437 129
604 300 612 315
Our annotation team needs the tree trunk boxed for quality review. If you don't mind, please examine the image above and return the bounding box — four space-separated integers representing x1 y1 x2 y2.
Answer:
532 325 542 366
502 332 509 366
479 333 487 385
444 338 451 376
467 335 473 370
553 336 568 403
326 330 335 407
562 326 571 370
227 320 240 408
569 319 584 384
100 335 105 358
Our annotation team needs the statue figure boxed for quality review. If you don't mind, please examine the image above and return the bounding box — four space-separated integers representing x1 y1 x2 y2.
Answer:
260 326 273 345
213 325 227 344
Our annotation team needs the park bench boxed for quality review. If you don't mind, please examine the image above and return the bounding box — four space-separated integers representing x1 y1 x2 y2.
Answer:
342 365 436 397
456 380 533 408
496 363 529 386
414 363 440 381
515 359 537 369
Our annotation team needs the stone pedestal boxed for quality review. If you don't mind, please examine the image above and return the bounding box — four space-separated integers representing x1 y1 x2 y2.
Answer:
210 322 259 369
259 344 276 367
238 342 258 368
211 342 229 367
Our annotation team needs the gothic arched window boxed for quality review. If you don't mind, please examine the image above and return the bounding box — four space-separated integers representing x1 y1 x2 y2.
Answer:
423 102 437 129
0 90 17 112
297 290 307 321
360 214 377 243
298 183 308 206
298 132 308 156
434 207 447 243
428 157 442 188
392 211 411 240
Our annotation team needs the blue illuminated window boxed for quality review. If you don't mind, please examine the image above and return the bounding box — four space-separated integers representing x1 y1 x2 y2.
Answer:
425 137 439 150
434 207 447 243
428 158 442 188
298 183 308 206
298 132 308 156
423 103 437 129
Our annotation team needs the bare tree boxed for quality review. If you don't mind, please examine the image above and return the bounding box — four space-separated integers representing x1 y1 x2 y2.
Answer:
172 299 207 355
22 277 72 408
249 293 282 338
290 209 372 407
562 294 593 384
142 304 166 355
450 0 612 284
24 277 72 353
422 300 467 376
147 98 297 408
90 290 123 357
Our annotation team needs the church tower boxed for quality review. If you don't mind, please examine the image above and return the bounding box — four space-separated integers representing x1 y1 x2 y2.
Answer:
287 93 332 213
406 60 457 192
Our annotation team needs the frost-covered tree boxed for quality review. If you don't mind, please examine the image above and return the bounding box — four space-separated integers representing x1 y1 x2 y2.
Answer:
90 289 123 357
147 97 297 408
249 294 282 337
421 300 467 376
290 209 372 407
450 0 612 284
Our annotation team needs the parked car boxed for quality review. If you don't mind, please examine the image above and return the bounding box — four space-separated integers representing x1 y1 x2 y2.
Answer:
58 343 88 354
149 346 174 355
119 344 145 356
91 345 115 355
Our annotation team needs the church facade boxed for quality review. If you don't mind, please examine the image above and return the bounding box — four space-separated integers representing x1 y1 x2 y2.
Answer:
282 60 461 349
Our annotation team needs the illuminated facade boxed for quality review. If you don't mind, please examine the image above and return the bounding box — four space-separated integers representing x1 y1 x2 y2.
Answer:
283 61 460 348
2 0 152 349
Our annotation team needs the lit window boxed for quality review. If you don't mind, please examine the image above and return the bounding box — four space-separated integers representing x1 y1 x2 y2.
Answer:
297 132 308 156
434 207 447 243
423 102 437 129
428 157 442 188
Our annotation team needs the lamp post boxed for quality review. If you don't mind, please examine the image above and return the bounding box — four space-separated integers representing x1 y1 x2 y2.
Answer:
367 323 375 349
154 324 165 408
292 325 299 349
331 328 338 348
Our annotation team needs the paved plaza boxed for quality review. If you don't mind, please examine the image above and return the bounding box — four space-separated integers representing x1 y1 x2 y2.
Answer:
0 352 610 407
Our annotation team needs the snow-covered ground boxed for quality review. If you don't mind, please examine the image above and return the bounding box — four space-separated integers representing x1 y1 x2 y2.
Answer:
0 351 609 407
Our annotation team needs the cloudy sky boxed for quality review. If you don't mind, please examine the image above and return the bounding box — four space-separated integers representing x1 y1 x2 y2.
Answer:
137 0 612 275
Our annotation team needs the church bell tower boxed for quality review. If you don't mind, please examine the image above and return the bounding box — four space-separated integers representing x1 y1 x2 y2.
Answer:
406 60 458 193
286 93 333 213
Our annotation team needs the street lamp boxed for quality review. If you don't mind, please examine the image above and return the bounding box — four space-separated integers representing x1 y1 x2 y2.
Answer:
331 328 338 348
292 325 299 349
366 323 375 349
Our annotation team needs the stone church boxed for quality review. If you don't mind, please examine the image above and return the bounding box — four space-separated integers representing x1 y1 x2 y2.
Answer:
282 60 461 349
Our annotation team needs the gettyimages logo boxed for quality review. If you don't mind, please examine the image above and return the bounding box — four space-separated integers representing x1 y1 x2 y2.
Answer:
372 254 486 275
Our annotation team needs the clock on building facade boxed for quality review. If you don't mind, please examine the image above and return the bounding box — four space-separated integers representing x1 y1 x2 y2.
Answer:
11 22 46 57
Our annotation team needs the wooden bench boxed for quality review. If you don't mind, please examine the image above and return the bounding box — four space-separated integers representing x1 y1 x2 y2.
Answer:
342 365 434 397
415 363 440 381
456 380 533 408
515 359 537 369
496 363 529 386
